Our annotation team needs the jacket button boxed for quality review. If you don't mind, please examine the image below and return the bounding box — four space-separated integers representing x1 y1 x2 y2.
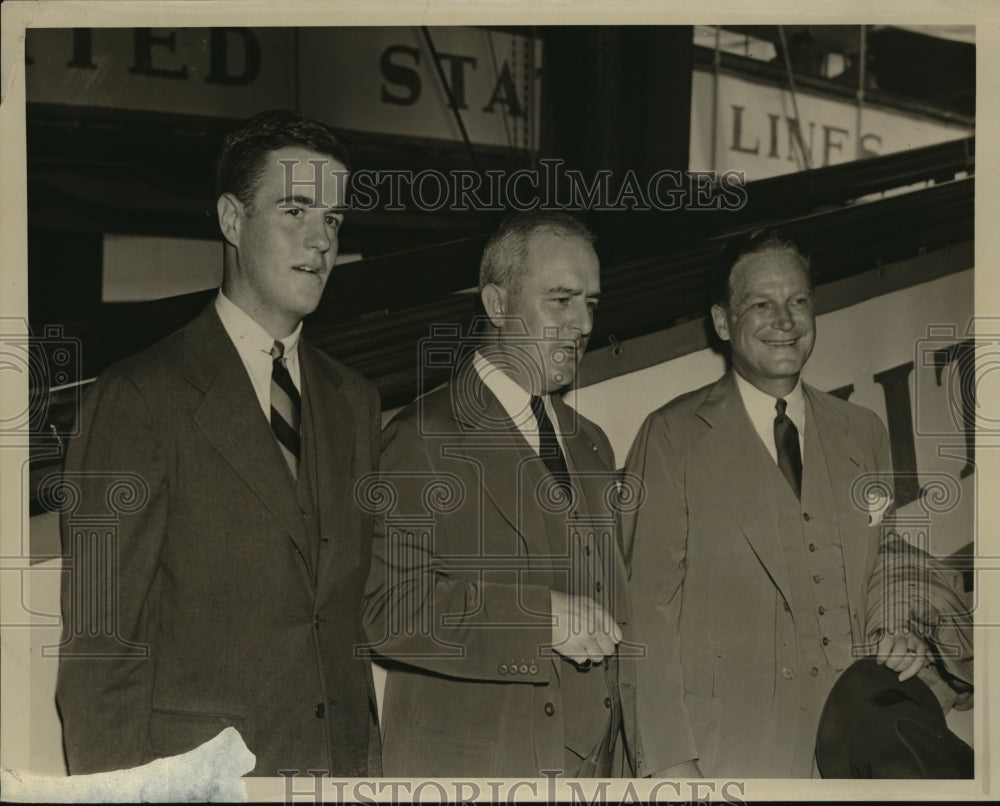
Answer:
818 606 827 615
822 637 830 646
544 702 555 717
803 512 812 521
810 666 820 677
315 702 325 718
808 543 817 552
813 574 823 583
782 667 795 680
604 697 612 709
594 581 602 593
498 664 508 674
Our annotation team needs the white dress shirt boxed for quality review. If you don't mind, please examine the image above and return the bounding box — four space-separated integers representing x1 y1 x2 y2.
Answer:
473 351 569 457
214 290 302 421
733 371 806 465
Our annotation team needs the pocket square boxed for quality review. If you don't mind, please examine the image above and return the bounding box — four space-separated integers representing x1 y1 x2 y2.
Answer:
867 490 894 526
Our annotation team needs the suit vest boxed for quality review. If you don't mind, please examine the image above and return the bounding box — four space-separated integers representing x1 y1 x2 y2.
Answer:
548 429 619 762
769 396 855 773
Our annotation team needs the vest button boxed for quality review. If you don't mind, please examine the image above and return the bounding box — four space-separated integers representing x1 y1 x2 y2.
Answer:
315 702 325 718
604 697 613 709
818 606 827 615
813 574 823 583
594 581 602 593
822 636 830 646
810 666 820 677
782 667 795 679
544 702 556 717
808 543 817 552
803 512 812 521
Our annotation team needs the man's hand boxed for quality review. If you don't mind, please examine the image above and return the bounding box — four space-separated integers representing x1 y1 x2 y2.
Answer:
649 760 703 778
550 590 621 667
876 628 929 682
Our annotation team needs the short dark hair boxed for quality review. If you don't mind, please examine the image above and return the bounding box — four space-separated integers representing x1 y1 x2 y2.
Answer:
711 228 811 308
214 109 351 205
479 211 596 293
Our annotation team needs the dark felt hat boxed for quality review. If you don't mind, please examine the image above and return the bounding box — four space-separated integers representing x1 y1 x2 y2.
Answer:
816 658 973 778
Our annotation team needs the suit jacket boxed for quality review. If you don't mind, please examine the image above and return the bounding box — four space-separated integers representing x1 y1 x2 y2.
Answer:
622 371 891 778
56 303 382 777
361 356 638 777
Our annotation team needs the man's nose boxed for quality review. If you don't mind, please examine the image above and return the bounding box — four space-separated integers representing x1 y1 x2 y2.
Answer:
772 303 794 330
571 300 594 337
305 217 333 252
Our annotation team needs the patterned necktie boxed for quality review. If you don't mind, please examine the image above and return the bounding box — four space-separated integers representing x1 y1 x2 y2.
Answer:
774 397 802 498
530 395 572 500
270 340 301 479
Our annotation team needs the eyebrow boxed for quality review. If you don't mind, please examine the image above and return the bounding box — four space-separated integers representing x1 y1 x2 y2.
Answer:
546 287 602 299
276 194 343 211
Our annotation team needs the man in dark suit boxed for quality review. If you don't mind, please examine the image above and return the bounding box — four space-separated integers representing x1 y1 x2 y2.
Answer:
56 110 381 777
362 211 636 777
623 229 926 778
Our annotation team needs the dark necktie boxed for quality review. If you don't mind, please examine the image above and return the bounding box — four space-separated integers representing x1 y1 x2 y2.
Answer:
530 395 572 500
774 397 802 498
270 341 301 479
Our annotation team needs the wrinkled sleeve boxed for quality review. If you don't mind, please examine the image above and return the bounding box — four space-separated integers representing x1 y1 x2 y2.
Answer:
621 412 699 775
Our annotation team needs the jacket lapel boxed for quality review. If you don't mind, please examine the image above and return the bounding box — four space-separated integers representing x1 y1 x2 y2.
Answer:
449 358 557 575
555 396 632 623
696 373 794 607
185 305 311 562
300 344 358 592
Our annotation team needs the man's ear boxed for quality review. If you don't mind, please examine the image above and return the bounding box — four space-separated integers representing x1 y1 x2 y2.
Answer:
217 193 244 249
711 303 731 342
480 283 508 329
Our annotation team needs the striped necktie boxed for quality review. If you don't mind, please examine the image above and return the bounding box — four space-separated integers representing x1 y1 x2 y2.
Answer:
270 340 301 479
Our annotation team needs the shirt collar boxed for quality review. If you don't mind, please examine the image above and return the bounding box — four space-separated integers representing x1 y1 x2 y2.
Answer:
215 289 302 360
473 350 542 433
733 370 805 430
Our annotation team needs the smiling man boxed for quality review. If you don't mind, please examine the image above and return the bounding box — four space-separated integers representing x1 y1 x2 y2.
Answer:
623 229 920 778
56 110 382 777
362 211 637 777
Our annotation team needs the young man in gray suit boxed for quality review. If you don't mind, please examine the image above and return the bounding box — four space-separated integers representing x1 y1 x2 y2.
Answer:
624 229 926 778
56 110 382 777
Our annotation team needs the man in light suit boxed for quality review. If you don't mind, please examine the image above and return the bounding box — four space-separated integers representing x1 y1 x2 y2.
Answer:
362 211 637 777
623 229 926 778
56 110 381 776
